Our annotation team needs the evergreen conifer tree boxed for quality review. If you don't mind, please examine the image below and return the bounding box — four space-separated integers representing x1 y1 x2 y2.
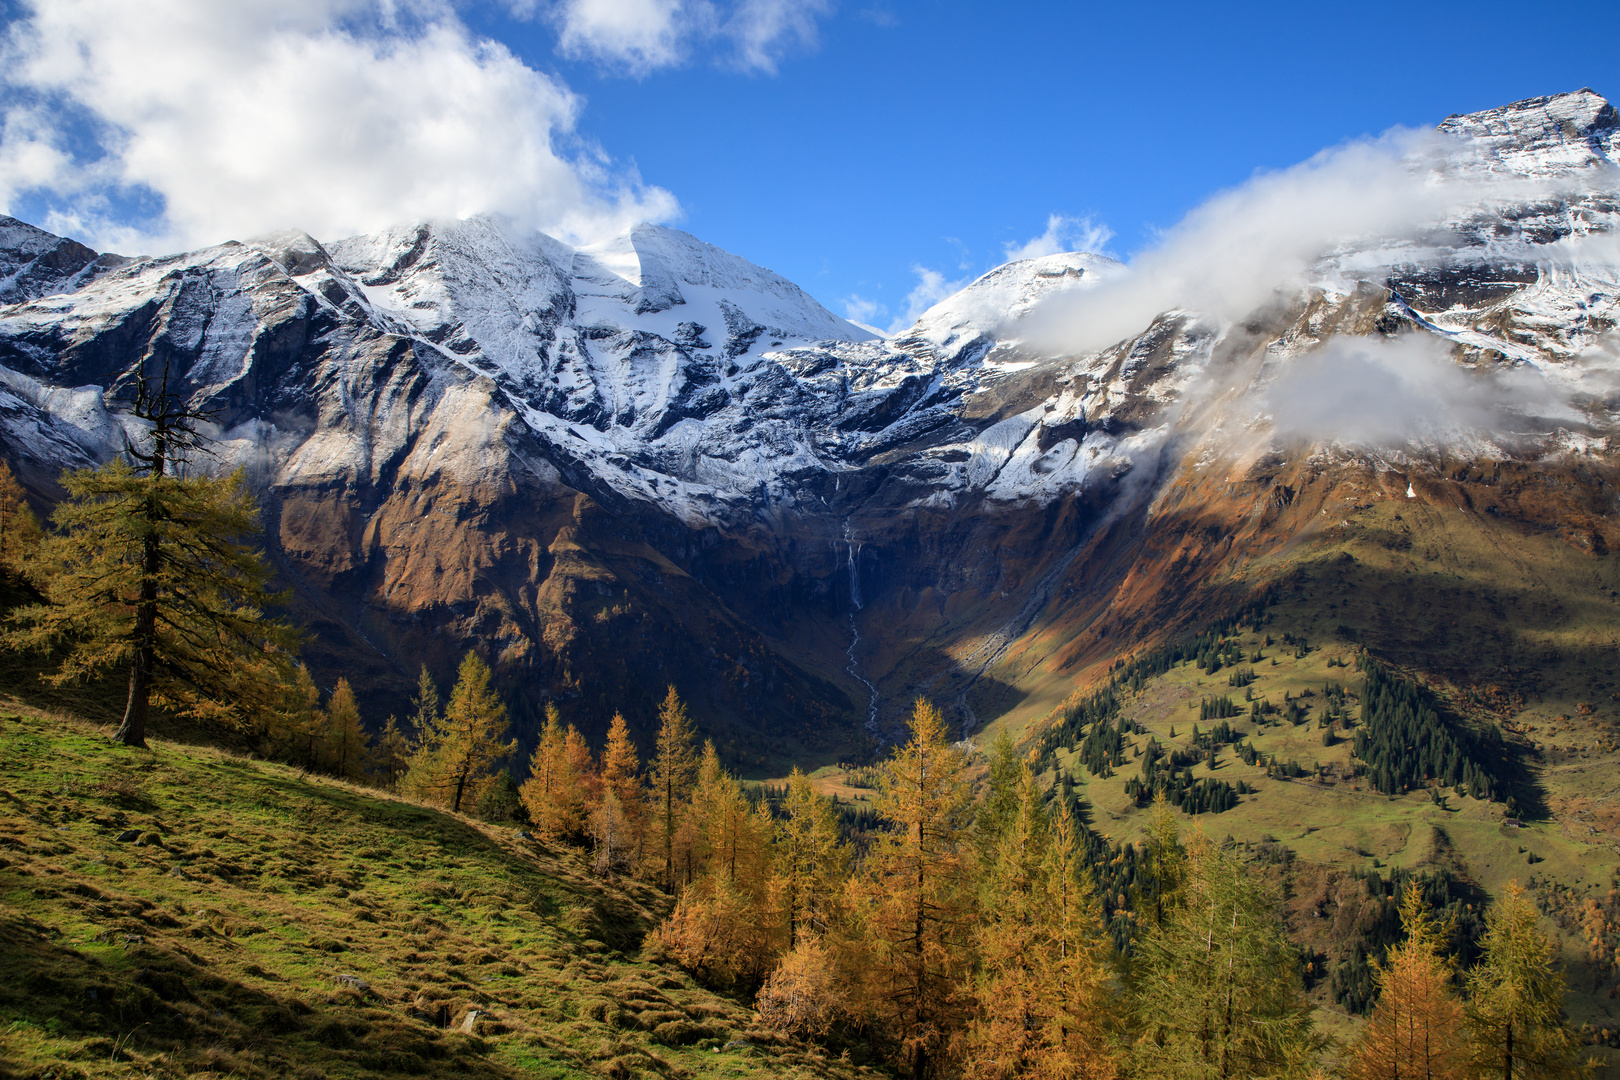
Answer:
976 727 1023 851
407 652 515 812
1131 832 1317 1078
409 664 441 736
1140 792 1186 935
776 765 844 947
371 714 414 791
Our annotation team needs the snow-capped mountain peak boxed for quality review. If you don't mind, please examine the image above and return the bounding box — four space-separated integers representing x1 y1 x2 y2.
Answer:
897 250 1122 367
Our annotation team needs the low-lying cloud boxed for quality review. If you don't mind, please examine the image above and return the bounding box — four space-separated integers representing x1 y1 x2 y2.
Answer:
0 0 679 254
1023 129 1555 357
1255 334 1581 448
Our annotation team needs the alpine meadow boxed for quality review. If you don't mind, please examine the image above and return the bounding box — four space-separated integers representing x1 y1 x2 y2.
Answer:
2 4 1620 1077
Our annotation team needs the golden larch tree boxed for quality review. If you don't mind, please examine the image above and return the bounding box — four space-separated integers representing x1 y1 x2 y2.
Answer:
520 703 593 841
1466 880 1582 1080
594 711 643 870
963 765 1120 1080
1343 883 1468 1080
0 461 41 578
851 696 976 1080
650 685 700 891
322 677 367 780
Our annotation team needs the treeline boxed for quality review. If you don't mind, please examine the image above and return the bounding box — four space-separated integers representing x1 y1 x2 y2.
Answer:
514 693 1589 1079
1353 657 1510 803
1108 594 1273 692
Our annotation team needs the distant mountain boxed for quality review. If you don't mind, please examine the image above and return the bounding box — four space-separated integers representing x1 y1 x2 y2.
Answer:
1 90 1617 763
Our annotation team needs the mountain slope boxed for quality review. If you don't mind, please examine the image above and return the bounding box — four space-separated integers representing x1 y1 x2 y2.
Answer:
0 706 883 1080
0 90 1617 772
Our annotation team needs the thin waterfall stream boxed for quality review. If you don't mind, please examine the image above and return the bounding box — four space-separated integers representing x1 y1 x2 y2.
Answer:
842 523 880 738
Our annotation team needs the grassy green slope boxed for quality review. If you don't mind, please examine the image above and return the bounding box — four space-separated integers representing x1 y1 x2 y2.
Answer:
1038 624 1620 1057
0 708 879 1080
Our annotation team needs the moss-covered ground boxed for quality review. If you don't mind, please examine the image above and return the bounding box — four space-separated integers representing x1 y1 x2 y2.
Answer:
0 706 884 1080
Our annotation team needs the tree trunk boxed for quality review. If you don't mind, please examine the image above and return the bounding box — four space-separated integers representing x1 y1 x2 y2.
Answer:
663 777 674 893
114 526 160 748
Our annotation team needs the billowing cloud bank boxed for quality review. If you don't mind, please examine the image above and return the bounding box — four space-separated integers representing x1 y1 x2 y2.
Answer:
0 0 679 254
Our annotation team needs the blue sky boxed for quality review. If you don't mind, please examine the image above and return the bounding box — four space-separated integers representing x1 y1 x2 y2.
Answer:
2 1 1618 331
490 0 1620 327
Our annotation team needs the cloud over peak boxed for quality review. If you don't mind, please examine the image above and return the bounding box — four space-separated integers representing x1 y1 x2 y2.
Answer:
1003 213 1114 263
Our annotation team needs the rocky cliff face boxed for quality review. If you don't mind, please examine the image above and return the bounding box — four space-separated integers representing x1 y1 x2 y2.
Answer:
2 90 1617 761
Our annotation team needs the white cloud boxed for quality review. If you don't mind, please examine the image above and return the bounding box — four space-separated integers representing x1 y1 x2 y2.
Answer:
546 0 831 74
1025 129 1552 357
842 293 886 328
891 264 966 334
0 0 679 254
1002 213 1113 263
550 0 694 74
727 0 832 74
1258 333 1576 447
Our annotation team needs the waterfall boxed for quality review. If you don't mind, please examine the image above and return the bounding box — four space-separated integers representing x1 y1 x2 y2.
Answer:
844 521 863 611
842 521 879 737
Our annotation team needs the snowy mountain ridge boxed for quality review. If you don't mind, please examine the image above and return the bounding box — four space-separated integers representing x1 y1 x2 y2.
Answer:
0 90 1616 528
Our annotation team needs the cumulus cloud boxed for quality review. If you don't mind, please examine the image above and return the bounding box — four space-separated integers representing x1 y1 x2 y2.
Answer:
1023 129 1553 357
1003 213 1113 263
0 0 679 254
892 265 967 334
544 0 832 75
548 0 691 73
1256 334 1578 447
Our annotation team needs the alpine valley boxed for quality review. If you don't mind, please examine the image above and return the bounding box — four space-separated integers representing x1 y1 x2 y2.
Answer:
5 89 1620 906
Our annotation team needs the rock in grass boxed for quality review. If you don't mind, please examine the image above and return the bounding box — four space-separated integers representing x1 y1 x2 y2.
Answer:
115 829 140 842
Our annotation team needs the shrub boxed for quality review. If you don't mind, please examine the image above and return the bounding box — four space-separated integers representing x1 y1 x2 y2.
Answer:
755 937 846 1038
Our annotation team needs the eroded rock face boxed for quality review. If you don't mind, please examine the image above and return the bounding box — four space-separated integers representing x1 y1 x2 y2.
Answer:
2 91 1619 752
